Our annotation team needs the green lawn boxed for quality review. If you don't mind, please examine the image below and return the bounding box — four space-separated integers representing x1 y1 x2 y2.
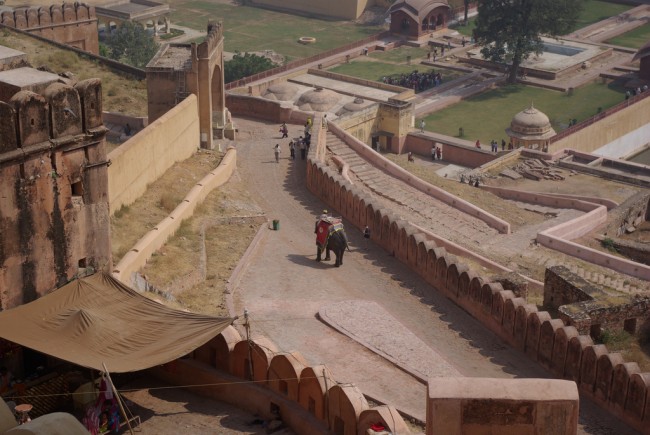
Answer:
369 46 431 64
328 59 463 85
606 23 650 48
450 1 630 37
329 60 432 82
570 0 631 32
162 1 382 59
422 81 626 144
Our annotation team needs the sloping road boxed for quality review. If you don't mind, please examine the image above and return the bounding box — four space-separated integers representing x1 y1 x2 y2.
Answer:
230 117 638 434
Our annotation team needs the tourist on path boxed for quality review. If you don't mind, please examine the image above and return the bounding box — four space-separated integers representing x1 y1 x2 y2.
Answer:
420 119 426 132
431 145 436 161
289 140 295 160
280 123 288 138
475 139 481 149
436 146 442 160
322 114 328 131
273 144 281 163
300 139 306 160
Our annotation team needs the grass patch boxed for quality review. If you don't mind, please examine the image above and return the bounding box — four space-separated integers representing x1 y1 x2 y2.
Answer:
449 16 476 37
606 22 650 49
369 46 431 64
1 28 148 115
163 1 382 59
159 28 185 40
329 59 463 86
423 81 626 144
570 0 631 32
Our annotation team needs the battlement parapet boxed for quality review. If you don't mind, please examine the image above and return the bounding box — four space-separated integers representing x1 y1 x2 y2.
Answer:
0 3 96 29
0 78 103 157
197 21 223 59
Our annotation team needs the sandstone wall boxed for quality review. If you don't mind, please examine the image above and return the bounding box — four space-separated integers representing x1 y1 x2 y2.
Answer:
0 79 110 309
550 92 650 154
304 120 650 434
0 4 99 55
107 94 200 216
151 326 410 435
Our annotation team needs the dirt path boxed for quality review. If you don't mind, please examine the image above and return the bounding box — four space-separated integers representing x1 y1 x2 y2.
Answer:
229 117 640 434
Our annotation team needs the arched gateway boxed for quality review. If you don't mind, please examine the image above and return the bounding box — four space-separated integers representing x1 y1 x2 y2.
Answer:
389 0 451 39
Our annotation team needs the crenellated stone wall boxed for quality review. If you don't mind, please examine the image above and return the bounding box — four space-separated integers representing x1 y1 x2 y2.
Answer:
0 3 99 55
0 78 110 309
304 120 650 435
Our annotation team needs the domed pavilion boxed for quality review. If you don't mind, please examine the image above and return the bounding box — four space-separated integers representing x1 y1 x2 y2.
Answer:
505 104 556 151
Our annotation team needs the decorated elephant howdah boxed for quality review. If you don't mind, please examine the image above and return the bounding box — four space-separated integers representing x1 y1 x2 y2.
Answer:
315 218 348 267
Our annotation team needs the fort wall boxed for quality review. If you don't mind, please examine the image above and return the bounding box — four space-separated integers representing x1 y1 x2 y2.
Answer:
107 94 200 215
0 3 99 55
0 79 110 309
301 115 650 434
153 327 582 435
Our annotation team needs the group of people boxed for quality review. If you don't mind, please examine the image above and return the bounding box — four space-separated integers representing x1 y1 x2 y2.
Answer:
477 139 512 152
625 85 648 100
276 120 314 162
382 70 443 93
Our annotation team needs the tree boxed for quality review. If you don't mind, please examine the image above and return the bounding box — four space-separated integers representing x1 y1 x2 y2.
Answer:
224 52 276 83
474 0 582 83
105 21 159 68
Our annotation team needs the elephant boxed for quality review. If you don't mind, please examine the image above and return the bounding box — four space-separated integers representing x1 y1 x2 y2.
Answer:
315 221 348 267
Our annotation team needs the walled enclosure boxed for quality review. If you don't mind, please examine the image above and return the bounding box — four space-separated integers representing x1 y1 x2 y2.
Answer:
0 3 99 55
544 266 650 337
0 78 110 310
299 111 650 434
107 94 200 215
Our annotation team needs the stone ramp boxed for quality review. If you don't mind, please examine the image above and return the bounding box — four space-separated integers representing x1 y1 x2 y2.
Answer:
326 133 499 249
319 300 461 383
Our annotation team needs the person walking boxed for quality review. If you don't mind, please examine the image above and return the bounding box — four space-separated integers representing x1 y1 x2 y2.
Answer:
363 226 371 249
273 144 281 163
431 145 436 161
420 119 426 132
280 123 288 138
322 114 328 131
289 140 295 160
300 139 306 160
436 146 442 160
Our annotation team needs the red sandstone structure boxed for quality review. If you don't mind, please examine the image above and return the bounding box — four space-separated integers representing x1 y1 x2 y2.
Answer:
389 0 451 39
146 21 234 149
0 3 99 55
0 56 110 309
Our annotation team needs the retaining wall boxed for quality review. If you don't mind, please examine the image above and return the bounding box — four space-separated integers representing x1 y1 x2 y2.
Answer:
405 133 499 168
112 147 237 285
107 95 200 215
482 185 650 281
305 124 650 434
327 122 511 234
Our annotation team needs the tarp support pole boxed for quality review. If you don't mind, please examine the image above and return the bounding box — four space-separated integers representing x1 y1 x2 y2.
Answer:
102 362 135 435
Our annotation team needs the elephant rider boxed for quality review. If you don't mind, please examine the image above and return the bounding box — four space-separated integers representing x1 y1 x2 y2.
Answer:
315 210 332 261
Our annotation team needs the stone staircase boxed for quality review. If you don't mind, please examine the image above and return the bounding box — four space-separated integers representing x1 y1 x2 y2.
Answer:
564 264 647 295
325 134 498 248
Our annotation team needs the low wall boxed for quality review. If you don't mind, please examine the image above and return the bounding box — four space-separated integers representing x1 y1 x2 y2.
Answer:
107 95 200 215
327 122 510 234
225 94 313 125
305 125 650 434
112 147 237 284
482 185 650 281
405 133 499 168
151 327 410 435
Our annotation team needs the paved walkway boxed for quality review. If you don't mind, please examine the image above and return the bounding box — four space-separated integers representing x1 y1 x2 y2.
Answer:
229 117 640 434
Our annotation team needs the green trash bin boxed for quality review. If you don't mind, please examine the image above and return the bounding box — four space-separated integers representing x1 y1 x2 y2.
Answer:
272 219 280 231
